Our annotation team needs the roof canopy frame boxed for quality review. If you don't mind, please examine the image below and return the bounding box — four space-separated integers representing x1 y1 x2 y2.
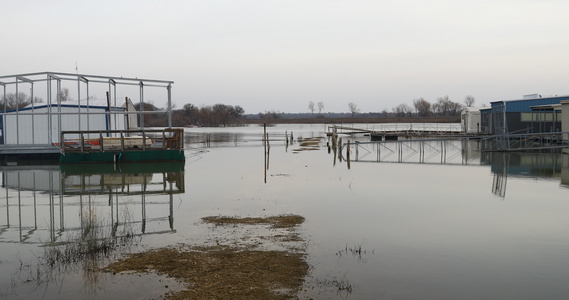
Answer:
0 72 174 146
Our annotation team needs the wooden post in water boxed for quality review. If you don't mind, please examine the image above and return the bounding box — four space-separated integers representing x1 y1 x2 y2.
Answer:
264 124 267 152
264 124 268 183
347 140 351 169
331 128 338 151
338 137 343 162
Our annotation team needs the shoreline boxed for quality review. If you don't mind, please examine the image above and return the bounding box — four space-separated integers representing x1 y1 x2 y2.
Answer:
238 116 460 125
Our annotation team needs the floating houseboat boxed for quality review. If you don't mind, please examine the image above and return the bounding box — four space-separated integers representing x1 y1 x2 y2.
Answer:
0 72 184 165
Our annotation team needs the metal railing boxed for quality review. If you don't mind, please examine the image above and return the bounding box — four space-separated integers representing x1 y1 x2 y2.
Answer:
59 128 184 153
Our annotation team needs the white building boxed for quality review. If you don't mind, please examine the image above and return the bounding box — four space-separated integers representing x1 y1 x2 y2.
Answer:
1 99 137 145
461 107 482 134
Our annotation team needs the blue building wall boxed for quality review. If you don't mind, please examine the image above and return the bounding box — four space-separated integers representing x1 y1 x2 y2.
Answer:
484 96 568 134
490 96 569 112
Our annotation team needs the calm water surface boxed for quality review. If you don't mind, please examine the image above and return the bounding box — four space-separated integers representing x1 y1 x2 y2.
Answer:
1 123 569 299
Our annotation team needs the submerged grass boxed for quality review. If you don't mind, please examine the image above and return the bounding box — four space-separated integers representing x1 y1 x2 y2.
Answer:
8 206 139 298
293 137 323 152
43 208 137 269
106 214 309 299
106 246 309 300
202 214 305 228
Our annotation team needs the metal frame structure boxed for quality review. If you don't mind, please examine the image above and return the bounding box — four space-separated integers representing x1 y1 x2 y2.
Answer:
342 138 483 165
0 72 174 150
341 132 569 165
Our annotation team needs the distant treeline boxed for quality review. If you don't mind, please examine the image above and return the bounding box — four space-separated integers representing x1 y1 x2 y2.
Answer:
138 101 464 127
145 107 461 128
0 92 43 111
136 102 246 127
391 95 474 118
1 90 465 127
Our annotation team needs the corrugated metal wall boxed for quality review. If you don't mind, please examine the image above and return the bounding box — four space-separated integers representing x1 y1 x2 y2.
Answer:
2 105 126 145
502 97 569 112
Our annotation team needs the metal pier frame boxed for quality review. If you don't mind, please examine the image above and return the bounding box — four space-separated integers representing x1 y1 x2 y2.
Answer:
0 72 176 161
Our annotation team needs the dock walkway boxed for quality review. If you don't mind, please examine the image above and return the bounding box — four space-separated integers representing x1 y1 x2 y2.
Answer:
0 128 185 164
327 123 464 139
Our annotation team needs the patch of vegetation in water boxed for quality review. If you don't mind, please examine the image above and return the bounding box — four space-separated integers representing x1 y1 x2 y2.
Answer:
202 214 305 229
106 246 309 300
293 137 323 152
105 215 309 299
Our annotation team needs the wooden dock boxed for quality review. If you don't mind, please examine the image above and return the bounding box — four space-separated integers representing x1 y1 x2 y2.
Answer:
0 128 185 165
58 128 185 164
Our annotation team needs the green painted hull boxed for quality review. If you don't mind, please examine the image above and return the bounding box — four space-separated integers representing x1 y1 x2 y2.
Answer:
59 150 185 164
60 161 185 174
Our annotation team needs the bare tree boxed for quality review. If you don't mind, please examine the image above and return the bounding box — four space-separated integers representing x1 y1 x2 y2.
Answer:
308 101 315 114
1 92 31 110
393 103 413 117
348 102 360 117
317 101 324 113
413 98 431 117
464 95 475 107
58 88 72 102
432 96 463 116
259 110 281 120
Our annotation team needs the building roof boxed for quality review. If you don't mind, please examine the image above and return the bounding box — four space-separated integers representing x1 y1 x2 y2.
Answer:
490 95 569 112
461 107 483 112
5 101 126 113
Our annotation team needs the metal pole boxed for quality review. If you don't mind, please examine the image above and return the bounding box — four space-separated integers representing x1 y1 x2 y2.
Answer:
86 79 90 132
2 84 6 144
31 84 35 144
57 79 62 146
47 75 52 144
106 91 111 134
167 83 172 128
77 75 81 132
114 81 117 134
15 78 19 145
139 81 144 128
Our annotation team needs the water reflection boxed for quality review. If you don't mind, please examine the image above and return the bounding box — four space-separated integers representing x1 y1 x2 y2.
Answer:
183 124 319 148
1 162 184 244
484 152 569 197
344 138 569 198
345 138 484 165
0 162 185 299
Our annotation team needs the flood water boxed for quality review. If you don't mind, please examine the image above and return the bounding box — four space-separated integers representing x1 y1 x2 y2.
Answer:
2 123 569 299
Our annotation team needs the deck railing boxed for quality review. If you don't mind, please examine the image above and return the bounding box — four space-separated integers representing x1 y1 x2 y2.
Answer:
59 128 184 153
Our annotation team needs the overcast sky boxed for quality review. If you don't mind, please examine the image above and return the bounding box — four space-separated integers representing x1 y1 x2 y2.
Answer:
3 0 569 114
